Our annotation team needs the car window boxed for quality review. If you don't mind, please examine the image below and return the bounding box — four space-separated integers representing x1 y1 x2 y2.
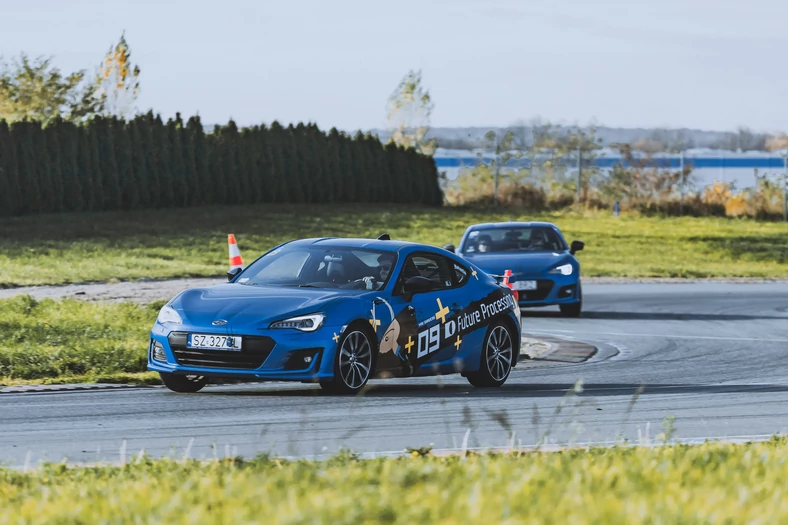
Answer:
453 263 469 286
238 245 397 289
399 254 454 291
463 227 565 253
251 250 310 282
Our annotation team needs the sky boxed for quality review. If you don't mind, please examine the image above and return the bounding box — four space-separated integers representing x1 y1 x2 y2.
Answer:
2 0 787 133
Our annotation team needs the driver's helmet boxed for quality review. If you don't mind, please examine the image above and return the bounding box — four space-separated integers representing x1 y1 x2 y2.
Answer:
377 253 395 281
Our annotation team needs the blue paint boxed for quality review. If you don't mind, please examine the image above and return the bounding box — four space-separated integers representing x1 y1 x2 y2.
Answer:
433 156 787 169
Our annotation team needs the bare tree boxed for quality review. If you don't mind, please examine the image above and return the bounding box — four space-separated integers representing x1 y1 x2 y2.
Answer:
385 70 436 155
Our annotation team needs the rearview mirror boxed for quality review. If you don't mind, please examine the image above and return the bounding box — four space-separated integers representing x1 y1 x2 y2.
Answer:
403 276 434 295
227 267 243 282
443 244 455 253
570 240 585 255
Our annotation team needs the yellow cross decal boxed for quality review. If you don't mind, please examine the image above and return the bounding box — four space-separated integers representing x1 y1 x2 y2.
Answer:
454 335 462 350
471 269 478 280
435 298 450 324
405 336 415 354
369 307 380 331
332 333 340 343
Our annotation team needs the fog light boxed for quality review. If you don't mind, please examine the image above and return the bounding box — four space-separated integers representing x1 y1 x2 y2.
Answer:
303 356 313 364
560 285 575 297
151 340 167 362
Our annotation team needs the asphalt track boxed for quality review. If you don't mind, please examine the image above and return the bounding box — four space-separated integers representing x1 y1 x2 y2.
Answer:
2 282 788 467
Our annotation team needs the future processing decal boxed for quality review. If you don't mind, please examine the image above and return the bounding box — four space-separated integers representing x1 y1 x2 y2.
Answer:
373 288 517 377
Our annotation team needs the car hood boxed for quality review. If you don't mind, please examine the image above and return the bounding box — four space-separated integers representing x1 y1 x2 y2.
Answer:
169 284 350 330
461 251 573 277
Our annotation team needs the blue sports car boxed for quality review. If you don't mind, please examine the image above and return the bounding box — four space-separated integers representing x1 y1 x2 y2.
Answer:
148 235 521 394
444 222 585 317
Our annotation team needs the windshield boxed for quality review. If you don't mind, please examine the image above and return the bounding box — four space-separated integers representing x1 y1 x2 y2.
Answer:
461 227 566 254
236 244 398 290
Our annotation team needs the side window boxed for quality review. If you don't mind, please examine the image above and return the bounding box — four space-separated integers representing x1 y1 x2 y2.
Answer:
400 254 454 291
453 263 468 286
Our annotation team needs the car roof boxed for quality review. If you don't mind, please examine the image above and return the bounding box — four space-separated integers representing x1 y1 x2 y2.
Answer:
465 221 559 230
288 237 427 253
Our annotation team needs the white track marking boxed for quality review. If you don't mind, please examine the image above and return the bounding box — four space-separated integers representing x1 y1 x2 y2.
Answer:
527 329 788 343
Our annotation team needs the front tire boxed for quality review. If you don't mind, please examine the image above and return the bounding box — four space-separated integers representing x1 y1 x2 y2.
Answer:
160 372 208 393
320 327 375 395
466 322 514 388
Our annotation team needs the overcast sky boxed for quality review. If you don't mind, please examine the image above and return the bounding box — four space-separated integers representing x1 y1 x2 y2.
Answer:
2 0 786 133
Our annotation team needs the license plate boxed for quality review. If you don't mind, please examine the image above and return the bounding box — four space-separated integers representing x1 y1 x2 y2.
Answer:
513 280 537 291
187 334 242 351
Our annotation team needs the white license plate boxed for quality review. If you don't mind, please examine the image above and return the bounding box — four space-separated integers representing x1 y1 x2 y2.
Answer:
187 334 242 351
513 280 537 291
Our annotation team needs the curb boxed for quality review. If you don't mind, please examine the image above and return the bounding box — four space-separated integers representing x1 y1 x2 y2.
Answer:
521 333 597 363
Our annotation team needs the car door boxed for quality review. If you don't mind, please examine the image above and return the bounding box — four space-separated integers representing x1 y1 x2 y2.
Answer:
394 252 473 367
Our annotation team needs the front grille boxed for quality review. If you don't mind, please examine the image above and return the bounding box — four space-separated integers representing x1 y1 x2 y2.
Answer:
168 332 276 370
518 279 554 301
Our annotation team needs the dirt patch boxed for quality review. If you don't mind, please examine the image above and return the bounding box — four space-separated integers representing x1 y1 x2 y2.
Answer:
0 278 224 305
2 276 787 305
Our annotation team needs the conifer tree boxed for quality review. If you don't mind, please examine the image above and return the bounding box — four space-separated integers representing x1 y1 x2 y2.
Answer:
113 119 138 210
152 114 174 207
14 122 41 214
58 119 84 211
127 118 150 209
0 120 21 216
184 116 202 205
85 121 104 210
267 121 287 202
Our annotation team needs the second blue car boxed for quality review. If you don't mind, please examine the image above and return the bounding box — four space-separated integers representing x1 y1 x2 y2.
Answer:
445 222 585 317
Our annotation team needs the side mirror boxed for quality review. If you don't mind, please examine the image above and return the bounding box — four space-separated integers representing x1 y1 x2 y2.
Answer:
227 267 243 282
570 240 585 255
403 276 434 295
443 244 456 253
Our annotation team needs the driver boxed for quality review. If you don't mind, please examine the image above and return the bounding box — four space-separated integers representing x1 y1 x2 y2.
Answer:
360 253 395 290
476 234 493 253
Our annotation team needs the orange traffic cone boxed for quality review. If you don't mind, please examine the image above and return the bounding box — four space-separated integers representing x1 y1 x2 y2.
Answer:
503 269 519 301
228 234 244 269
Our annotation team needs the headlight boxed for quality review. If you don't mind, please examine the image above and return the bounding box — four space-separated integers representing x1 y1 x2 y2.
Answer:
157 305 183 325
549 264 574 276
269 313 325 332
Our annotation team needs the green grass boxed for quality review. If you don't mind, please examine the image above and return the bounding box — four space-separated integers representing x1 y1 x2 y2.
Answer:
3 439 788 523
0 295 158 384
2 204 788 287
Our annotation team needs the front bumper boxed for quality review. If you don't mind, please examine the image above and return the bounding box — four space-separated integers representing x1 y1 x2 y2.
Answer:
147 322 342 382
512 274 580 308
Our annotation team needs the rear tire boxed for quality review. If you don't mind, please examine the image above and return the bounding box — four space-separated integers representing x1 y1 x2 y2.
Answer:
559 286 582 317
320 325 375 395
466 322 514 388
160 373 208 393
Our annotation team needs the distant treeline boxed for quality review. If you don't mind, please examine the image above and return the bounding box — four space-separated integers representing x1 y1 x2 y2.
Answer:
0 113 443 217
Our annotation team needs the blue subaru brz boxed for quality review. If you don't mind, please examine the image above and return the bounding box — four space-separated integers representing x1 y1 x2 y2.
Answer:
148 236 521 394
444 222 585 317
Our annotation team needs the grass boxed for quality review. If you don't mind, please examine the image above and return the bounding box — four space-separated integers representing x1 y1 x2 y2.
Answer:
2 204 788 287
3 439 788 524
0 295 159 384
